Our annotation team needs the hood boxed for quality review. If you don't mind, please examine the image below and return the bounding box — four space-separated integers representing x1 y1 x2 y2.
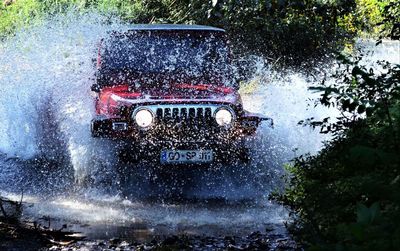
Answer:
95 69 238 93
100 84 241 106
137 84 235 99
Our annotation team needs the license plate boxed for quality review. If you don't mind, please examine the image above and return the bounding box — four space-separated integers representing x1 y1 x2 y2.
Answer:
160 150 214 164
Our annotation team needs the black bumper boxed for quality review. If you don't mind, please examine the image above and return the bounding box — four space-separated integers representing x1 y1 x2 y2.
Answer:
91 114 269 140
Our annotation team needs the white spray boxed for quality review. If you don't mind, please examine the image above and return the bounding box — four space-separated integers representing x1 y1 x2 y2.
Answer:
0 12 397 190
0 13 129 181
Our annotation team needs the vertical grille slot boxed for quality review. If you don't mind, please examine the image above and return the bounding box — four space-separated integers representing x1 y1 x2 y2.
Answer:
156 108 163 120
172 108 179 123
197 108 204 119
172 108 179 119
205 107 212 125
189 108 196 119
164 108 171 118
205 108 212 119
181 108 187 120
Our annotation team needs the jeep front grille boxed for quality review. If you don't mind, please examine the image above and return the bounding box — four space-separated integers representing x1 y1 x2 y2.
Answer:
131 104 236 142
155 106 213 121
133 104 225 124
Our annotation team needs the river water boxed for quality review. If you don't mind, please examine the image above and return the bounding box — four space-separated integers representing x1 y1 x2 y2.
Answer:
0 13 398 246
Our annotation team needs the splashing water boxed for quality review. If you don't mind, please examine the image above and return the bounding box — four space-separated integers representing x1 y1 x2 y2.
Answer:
0 13 131 181
0 12 398 241
0 12 331 186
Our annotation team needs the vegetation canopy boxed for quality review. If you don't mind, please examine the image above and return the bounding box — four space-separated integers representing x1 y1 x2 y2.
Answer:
0 0 396 66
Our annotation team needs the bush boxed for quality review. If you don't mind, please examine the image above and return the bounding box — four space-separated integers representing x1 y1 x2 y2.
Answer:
274 52 400 249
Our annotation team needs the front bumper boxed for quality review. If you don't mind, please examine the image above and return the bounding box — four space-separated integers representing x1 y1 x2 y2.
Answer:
91 113 270 141
91 112 270 163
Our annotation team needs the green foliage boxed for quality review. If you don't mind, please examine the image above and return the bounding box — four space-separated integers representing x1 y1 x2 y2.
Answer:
305 56 400 135
275 5 400 245
0 0 395 65
377 0 400 41
0 0 144 38
178 0 358 65
275 52 400 249
0 0 42 36
350 0 386 36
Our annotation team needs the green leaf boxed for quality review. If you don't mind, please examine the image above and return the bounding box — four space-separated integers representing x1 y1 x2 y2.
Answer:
349 145 378 166
352 66 364 76
356 202 382 226
357 203 371 225
369 202 382 223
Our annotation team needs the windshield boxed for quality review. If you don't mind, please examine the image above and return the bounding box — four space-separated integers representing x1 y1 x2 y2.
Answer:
98 30 233 87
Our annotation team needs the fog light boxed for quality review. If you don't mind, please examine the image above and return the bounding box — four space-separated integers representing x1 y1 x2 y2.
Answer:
112 122 128 131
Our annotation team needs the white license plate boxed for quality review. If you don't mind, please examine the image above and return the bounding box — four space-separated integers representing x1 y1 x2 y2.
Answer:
160 150 214 164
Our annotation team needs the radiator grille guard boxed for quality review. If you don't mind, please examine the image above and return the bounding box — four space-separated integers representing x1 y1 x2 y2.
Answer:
133 104 231 124
131 104 237 143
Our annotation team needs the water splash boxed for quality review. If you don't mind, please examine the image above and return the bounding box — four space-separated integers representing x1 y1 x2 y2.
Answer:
1 12 398 241
0 12 324 188
1 12 396 190
0 13 128 181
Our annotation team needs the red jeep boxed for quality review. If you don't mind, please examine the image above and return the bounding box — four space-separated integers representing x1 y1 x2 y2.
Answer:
91 24 270 164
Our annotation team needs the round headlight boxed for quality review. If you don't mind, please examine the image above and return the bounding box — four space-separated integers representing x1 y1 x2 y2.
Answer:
134 109 154 128
215 108 234 126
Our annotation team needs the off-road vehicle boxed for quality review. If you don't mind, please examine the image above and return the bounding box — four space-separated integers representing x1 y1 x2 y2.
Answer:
91 24 270 164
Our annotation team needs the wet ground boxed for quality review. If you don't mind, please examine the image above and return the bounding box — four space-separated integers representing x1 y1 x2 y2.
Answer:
0 146 296 250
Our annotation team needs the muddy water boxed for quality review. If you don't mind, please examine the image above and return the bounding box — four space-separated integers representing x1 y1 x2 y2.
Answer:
0 154 289 242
